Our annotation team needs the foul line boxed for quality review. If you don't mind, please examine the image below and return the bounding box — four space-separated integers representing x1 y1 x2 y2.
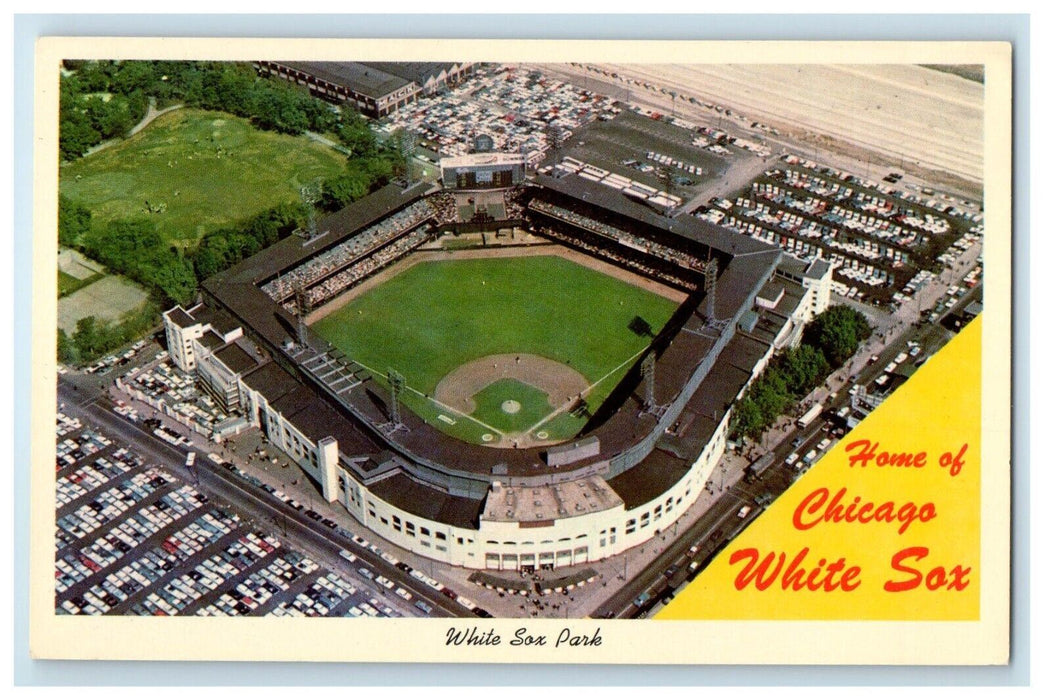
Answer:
352 359 507 439
526 347 650 435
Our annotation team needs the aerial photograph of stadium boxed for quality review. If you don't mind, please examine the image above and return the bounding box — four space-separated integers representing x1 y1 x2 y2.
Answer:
52 57 985 621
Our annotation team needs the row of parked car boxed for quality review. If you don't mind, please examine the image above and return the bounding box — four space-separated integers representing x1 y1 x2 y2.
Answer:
343 534 491 618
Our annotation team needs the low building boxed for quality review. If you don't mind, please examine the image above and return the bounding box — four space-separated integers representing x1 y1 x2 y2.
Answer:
256 61 475 119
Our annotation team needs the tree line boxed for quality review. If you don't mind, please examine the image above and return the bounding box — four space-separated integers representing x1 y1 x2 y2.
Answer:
58 60 414 363
60 60 342 161
730 305 872 441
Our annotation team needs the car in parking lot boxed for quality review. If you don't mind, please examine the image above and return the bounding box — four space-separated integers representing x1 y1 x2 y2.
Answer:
737 505 752 519
784 452 799 467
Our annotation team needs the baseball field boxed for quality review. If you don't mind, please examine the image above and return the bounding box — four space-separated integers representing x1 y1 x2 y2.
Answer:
310 253 680 447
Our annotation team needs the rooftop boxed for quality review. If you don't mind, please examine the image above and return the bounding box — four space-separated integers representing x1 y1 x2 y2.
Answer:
277 61 410 99
361 62 462 88
213 342 262 376
368 472 484 530
481 475 623 524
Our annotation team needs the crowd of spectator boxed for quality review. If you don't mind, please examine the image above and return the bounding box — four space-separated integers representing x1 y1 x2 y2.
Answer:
428 191 458 225
533 223 696 291
528 199 707 274
282 225 436 311
503 188 526 220
261 199 437 302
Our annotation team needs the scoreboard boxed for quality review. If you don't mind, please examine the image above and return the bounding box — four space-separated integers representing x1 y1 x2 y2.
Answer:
441 153 526 190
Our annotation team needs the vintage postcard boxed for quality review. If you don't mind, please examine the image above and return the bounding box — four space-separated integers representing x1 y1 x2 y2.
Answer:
29 36 1012 665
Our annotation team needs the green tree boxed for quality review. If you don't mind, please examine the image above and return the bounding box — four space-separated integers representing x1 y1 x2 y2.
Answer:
337 114 378 158
57 328 78 364
730 397 766 441
778 344 831 397
803 305 873 367
58 195 92 247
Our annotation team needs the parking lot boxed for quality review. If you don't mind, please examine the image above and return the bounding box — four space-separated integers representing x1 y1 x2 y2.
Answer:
381 64 620 162
54 411 418 618
116 355 239 437
715 153 983 308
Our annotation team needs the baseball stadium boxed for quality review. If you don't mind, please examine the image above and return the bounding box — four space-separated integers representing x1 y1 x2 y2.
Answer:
164 149 832 572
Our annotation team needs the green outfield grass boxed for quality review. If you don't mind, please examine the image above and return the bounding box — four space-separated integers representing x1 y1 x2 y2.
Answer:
311 255 680 444
59 108 347 247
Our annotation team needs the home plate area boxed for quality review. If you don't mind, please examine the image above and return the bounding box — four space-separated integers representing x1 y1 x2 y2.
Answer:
434 354 589 447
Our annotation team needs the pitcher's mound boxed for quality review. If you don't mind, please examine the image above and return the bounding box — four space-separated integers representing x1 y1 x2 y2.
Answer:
501 400 522 414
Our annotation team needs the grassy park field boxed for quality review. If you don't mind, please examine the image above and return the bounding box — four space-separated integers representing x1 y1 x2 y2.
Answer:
59 108 347 247
311 255 680 445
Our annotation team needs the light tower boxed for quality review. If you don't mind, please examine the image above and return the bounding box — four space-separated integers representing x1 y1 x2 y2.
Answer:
294 285 311 347
703 258 718 320
382 369 407 434
641 351 656 411
295 182 321 240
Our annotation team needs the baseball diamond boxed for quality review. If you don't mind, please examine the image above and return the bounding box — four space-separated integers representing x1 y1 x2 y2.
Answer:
309 251 680 446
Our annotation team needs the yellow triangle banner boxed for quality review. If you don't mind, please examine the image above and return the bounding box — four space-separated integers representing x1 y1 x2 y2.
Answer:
658 316 982 620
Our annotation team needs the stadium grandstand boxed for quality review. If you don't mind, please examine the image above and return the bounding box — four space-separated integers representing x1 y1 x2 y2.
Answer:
166 167 832 573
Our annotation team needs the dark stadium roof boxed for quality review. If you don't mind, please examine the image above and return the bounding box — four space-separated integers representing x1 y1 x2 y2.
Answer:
213 343 260 376
758 281 784 303
241 362 302 403
201 173 788 527
271 385 323 420
806 259 832 279
368 472 484 530
292 398 376 456
278 61 410 99
533 174 775 258
607 448 690 510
